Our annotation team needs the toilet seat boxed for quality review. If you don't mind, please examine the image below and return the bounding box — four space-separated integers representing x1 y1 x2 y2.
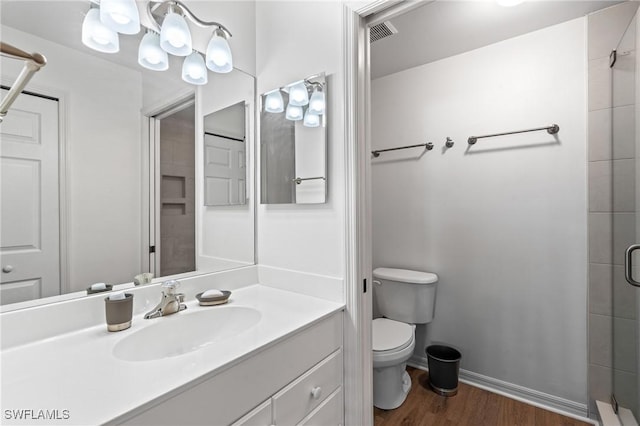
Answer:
373 318 414 353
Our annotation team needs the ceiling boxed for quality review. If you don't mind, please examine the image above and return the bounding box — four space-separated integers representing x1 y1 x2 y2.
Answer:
370 0 626 79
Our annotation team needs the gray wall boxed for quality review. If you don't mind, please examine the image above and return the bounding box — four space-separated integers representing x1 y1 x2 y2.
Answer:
372 18 588 407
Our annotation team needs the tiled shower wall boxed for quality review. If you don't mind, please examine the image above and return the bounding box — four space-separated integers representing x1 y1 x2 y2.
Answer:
587 1 638 415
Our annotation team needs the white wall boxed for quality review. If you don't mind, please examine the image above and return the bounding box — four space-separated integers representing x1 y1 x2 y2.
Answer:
255 1 345 278
1 26 143 293
371 19 588 404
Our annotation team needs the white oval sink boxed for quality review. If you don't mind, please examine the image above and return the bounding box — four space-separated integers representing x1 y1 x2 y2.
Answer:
113 306 261 362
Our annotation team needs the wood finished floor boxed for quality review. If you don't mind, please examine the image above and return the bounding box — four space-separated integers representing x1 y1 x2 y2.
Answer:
373 368 591 426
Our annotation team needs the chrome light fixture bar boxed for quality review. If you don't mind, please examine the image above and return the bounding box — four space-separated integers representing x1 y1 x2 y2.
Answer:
82 0 233 85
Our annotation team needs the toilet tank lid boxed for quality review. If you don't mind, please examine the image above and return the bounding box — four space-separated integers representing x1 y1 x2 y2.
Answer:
373 267 438 284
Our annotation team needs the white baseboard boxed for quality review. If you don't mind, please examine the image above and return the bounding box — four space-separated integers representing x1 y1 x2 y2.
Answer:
409 355 594 424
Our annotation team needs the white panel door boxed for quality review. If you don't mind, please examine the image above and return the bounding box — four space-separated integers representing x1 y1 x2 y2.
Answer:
204 133 245 206
0 89 60 304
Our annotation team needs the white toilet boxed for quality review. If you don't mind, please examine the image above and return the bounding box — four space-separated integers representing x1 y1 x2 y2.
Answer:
372 267 438 410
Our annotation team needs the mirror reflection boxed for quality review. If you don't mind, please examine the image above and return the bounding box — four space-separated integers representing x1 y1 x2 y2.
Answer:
260 73 327 204
204 102 247 206
0 1 255 308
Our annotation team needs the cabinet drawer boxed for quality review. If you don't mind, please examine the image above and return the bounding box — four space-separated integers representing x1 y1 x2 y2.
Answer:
273 349 342 425
297 387 343 426
231 399 272 426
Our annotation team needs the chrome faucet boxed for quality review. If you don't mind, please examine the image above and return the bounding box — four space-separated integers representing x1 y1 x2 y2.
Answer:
144 280 187 319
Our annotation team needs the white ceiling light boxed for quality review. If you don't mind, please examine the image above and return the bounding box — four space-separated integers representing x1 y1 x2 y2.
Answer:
206 28 233 73
82 7 120 53
99 0 141 34
138 32 168 70
182 51 207 85
264 89 284 113
160 6 192 56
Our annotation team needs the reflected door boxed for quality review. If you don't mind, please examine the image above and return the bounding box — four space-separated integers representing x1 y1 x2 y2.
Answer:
0 89 60 304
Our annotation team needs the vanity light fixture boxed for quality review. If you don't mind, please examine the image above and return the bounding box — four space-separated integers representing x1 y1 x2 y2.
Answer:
285 104 304 121
303 110 320 127
182 51 207 85
82 7 120 53
263 76 326 127
264 89 284 113
308 86 325 115
288 81 310 107
83 0 233 85
99 0 140 34
138 31 168 70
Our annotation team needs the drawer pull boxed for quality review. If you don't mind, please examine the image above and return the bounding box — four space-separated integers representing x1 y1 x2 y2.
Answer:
311 386 322 400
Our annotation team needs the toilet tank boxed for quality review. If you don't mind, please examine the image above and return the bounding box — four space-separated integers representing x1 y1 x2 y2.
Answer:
373 267 438 324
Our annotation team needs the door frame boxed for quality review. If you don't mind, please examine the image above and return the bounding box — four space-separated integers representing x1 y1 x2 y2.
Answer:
342 1 428 424
1 79 69 295
140 89 195 277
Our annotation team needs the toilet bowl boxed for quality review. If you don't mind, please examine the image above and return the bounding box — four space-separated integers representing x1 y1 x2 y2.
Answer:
373 318 416 410
372 267 438 410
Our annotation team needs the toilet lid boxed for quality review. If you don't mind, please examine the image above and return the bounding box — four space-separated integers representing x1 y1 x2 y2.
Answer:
372 318 413 352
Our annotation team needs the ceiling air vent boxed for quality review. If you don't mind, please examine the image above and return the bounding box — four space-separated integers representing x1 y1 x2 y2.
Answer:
369 21 398 43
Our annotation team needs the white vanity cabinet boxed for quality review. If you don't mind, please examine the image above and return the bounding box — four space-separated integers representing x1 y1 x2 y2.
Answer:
233 348 343 426
118 311 343 426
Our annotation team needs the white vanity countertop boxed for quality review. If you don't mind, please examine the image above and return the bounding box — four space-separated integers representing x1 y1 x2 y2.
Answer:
0 284 344 425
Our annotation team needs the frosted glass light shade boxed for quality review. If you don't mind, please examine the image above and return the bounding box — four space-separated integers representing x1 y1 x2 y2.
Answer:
288 81 309 106
285 104 303 121
82 8 119 53
308 89 325 115
182 52 208 85
99 0 140 34
264 90 284 113
138 32 168 71
303 110 320 127
160 12 192 56
206 30 233 73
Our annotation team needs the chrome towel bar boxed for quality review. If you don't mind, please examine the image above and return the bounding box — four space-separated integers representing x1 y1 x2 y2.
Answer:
467 124 559 145
372 142 434 158
292 176 326 185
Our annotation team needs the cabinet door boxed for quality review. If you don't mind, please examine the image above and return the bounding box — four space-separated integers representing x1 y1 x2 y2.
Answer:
273 349 342 425
231 399 272 426
297 387 343 426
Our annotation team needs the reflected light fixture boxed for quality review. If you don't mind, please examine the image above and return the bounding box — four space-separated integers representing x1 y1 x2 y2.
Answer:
308 86 325 115
182 51 207 85
285 104 304 121
138 31 168 70
288 81 309 106
100 0 140 34
264 89 284 113
82 7 120 53
83 0 234 85
303 110 320 128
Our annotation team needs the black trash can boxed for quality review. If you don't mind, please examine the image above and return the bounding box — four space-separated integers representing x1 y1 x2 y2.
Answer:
426 345 461 396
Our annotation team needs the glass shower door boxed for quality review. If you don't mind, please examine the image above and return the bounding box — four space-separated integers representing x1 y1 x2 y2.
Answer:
611 13 639 420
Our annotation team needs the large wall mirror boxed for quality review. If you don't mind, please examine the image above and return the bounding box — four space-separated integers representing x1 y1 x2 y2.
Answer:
260 73 327 204
0 1 255 310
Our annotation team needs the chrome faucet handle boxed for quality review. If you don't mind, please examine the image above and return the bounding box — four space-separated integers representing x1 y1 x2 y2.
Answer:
161 279 180 295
